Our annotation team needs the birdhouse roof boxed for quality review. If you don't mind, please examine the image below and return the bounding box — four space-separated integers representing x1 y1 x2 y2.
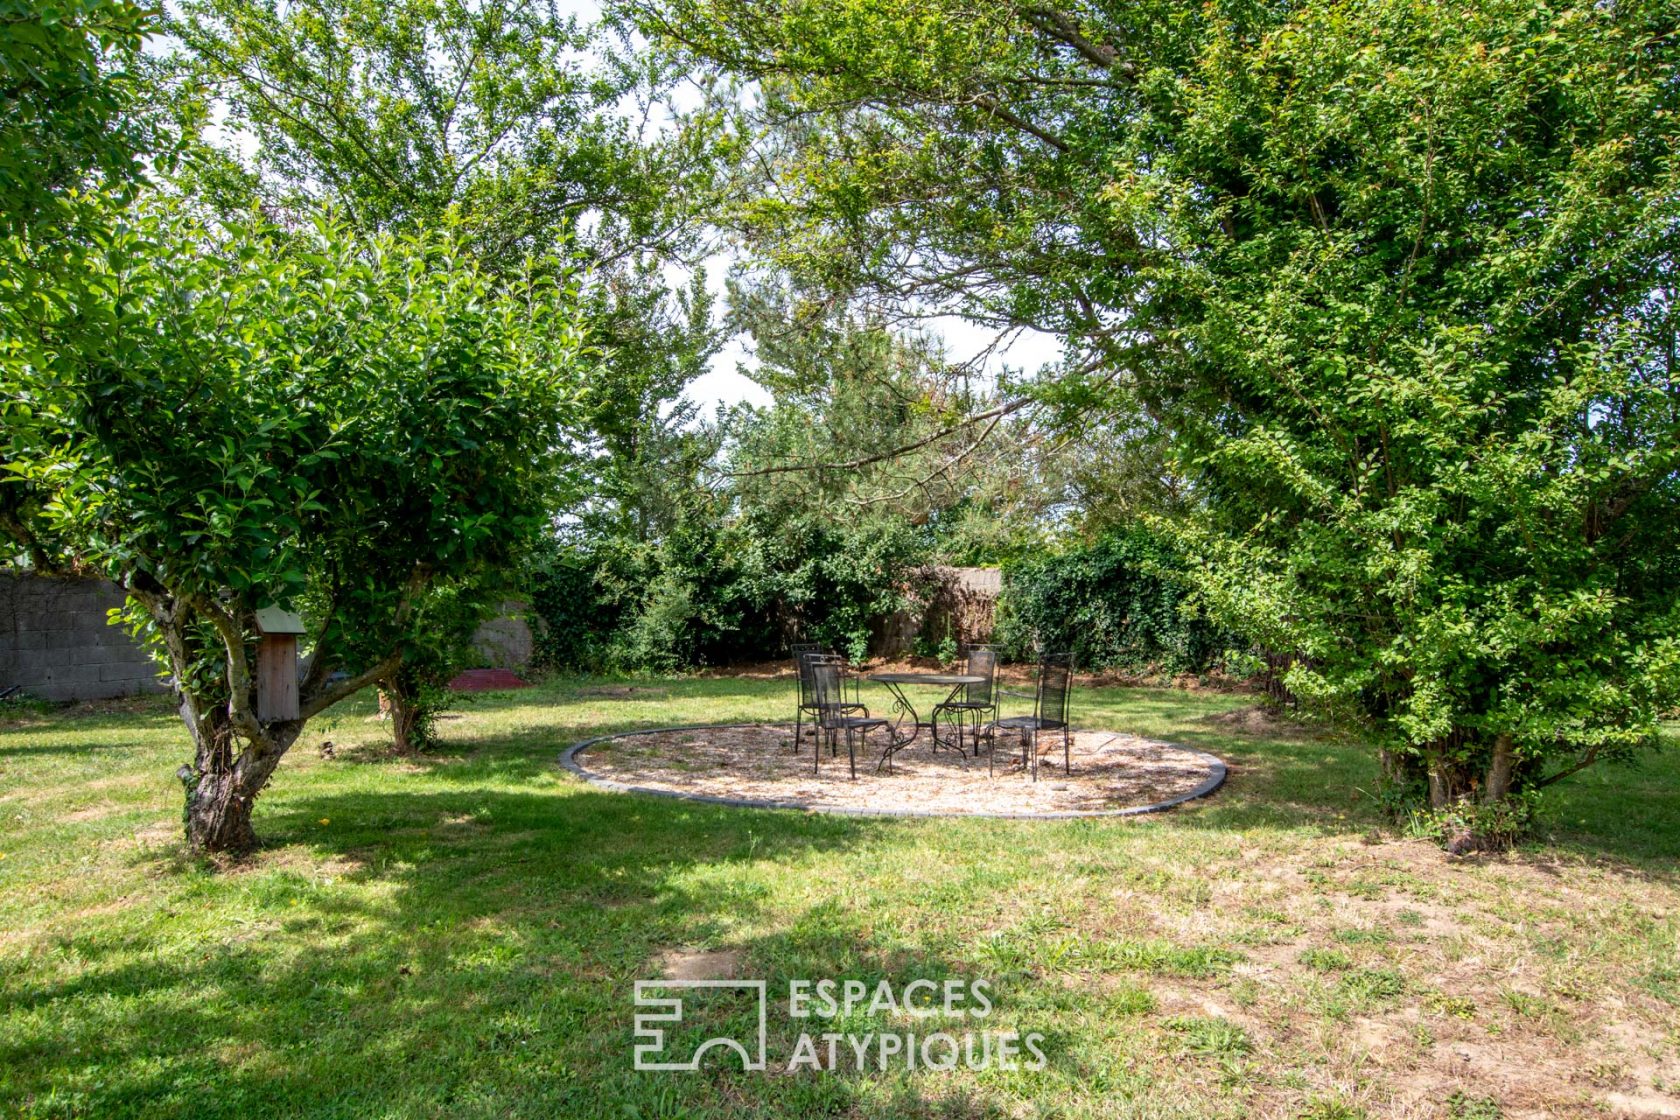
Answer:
254 606 307 635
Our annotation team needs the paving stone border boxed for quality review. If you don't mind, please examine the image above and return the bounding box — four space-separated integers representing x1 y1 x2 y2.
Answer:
557 723 1227 819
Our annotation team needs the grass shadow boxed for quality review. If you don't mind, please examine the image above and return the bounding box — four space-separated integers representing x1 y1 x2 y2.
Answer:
6 781 1025 1118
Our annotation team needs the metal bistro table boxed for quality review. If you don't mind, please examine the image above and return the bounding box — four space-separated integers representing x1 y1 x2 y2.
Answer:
866 671 986 772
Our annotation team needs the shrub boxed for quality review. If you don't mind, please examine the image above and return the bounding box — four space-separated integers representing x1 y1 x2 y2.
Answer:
526 538 620 671
1406 790 1544 855
527 507 919 672
995 525 1225 674
374 577 493 753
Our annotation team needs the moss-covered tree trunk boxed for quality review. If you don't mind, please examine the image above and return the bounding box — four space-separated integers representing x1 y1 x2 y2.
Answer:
177 708 301 853
134 581 394 854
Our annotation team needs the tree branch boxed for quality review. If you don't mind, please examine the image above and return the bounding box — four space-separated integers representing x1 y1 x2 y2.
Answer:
1019 5 1137 80
297 592 337 697
1534 746 1603 790
845 402 1014 508
723 397 1032 478
970 93 1068 153
191 593 265 744
300 653 401 720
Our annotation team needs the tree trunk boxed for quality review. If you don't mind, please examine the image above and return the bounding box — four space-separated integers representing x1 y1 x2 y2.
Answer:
181 764 261 853
379 677 425 754
177 703 301 853
1421 727 1483 809
1378 746 1404 786
1427 765 1450 809
1483 733 1516 803
127 579 397 855
388 688 422 755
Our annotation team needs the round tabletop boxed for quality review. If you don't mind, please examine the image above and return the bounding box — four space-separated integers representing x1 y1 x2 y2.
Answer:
867 672 986 686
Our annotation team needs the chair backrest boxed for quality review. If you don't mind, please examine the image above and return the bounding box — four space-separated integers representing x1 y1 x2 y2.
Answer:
1036 652 1073 727
965 647 999 705
808 654 849 715
791 643 823 706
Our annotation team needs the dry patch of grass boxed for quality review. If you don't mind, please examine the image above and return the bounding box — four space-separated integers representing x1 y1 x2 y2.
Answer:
1123 834 1680 1116
1200 702 1315 739
656 947 748 981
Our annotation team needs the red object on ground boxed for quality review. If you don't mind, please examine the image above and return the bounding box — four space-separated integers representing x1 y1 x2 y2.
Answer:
448 668 531 692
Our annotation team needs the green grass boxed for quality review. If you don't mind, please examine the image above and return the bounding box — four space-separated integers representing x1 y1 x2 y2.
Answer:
2 675 1678 1118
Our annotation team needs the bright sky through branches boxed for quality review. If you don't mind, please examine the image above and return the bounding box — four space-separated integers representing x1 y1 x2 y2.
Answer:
179 1 1065 420
556 0 1065 418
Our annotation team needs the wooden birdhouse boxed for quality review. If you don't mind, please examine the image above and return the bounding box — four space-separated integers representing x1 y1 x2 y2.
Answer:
254 605 306 721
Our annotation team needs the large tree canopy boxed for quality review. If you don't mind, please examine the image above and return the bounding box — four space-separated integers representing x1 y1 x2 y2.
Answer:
1 0 158 564
169 0 720 272
628 0 1680 817
164 0 730 746
8 203 587 849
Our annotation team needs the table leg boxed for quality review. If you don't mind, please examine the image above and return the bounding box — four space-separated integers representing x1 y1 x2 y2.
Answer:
930 681 972 761
876 681 921 773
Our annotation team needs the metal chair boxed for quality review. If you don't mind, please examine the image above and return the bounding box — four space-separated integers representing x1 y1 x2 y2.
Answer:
932 645 999 757
809 655 888 779
990 652 1072 781
792 643 864 753
790 643 821 752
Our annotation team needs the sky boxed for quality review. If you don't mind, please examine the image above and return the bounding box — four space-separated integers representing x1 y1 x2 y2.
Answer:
684 303 1065 419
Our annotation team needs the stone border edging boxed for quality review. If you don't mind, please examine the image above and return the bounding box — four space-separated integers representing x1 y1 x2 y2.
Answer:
557 723 1227 820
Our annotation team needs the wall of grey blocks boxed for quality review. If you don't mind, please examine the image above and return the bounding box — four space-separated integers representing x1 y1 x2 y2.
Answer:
0 572 165 702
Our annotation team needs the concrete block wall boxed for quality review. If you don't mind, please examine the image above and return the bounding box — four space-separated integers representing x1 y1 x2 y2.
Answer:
0 571 535 700
0 571 165 701
472 602 534 670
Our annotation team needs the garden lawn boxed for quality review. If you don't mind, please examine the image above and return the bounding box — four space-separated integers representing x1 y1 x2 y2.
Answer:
1 675 1677 1119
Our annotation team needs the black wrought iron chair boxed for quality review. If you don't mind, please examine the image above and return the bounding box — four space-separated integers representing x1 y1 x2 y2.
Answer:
808 655 888 779
990 652 1073 781
932 645 999 757
790 642 822 752
792 643 863 753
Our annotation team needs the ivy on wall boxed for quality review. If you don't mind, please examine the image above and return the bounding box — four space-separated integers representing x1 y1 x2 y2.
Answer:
995 527 1225 675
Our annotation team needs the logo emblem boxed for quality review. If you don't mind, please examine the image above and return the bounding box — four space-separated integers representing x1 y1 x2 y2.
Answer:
633 980 768 1071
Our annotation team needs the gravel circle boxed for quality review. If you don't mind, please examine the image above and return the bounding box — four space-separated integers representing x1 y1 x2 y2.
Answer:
559 723 1226 819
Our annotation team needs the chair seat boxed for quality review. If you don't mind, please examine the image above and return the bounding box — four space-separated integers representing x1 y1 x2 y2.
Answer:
820 715 888 731
936 699 995 710
994 715 1066 731
803 701 865 713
